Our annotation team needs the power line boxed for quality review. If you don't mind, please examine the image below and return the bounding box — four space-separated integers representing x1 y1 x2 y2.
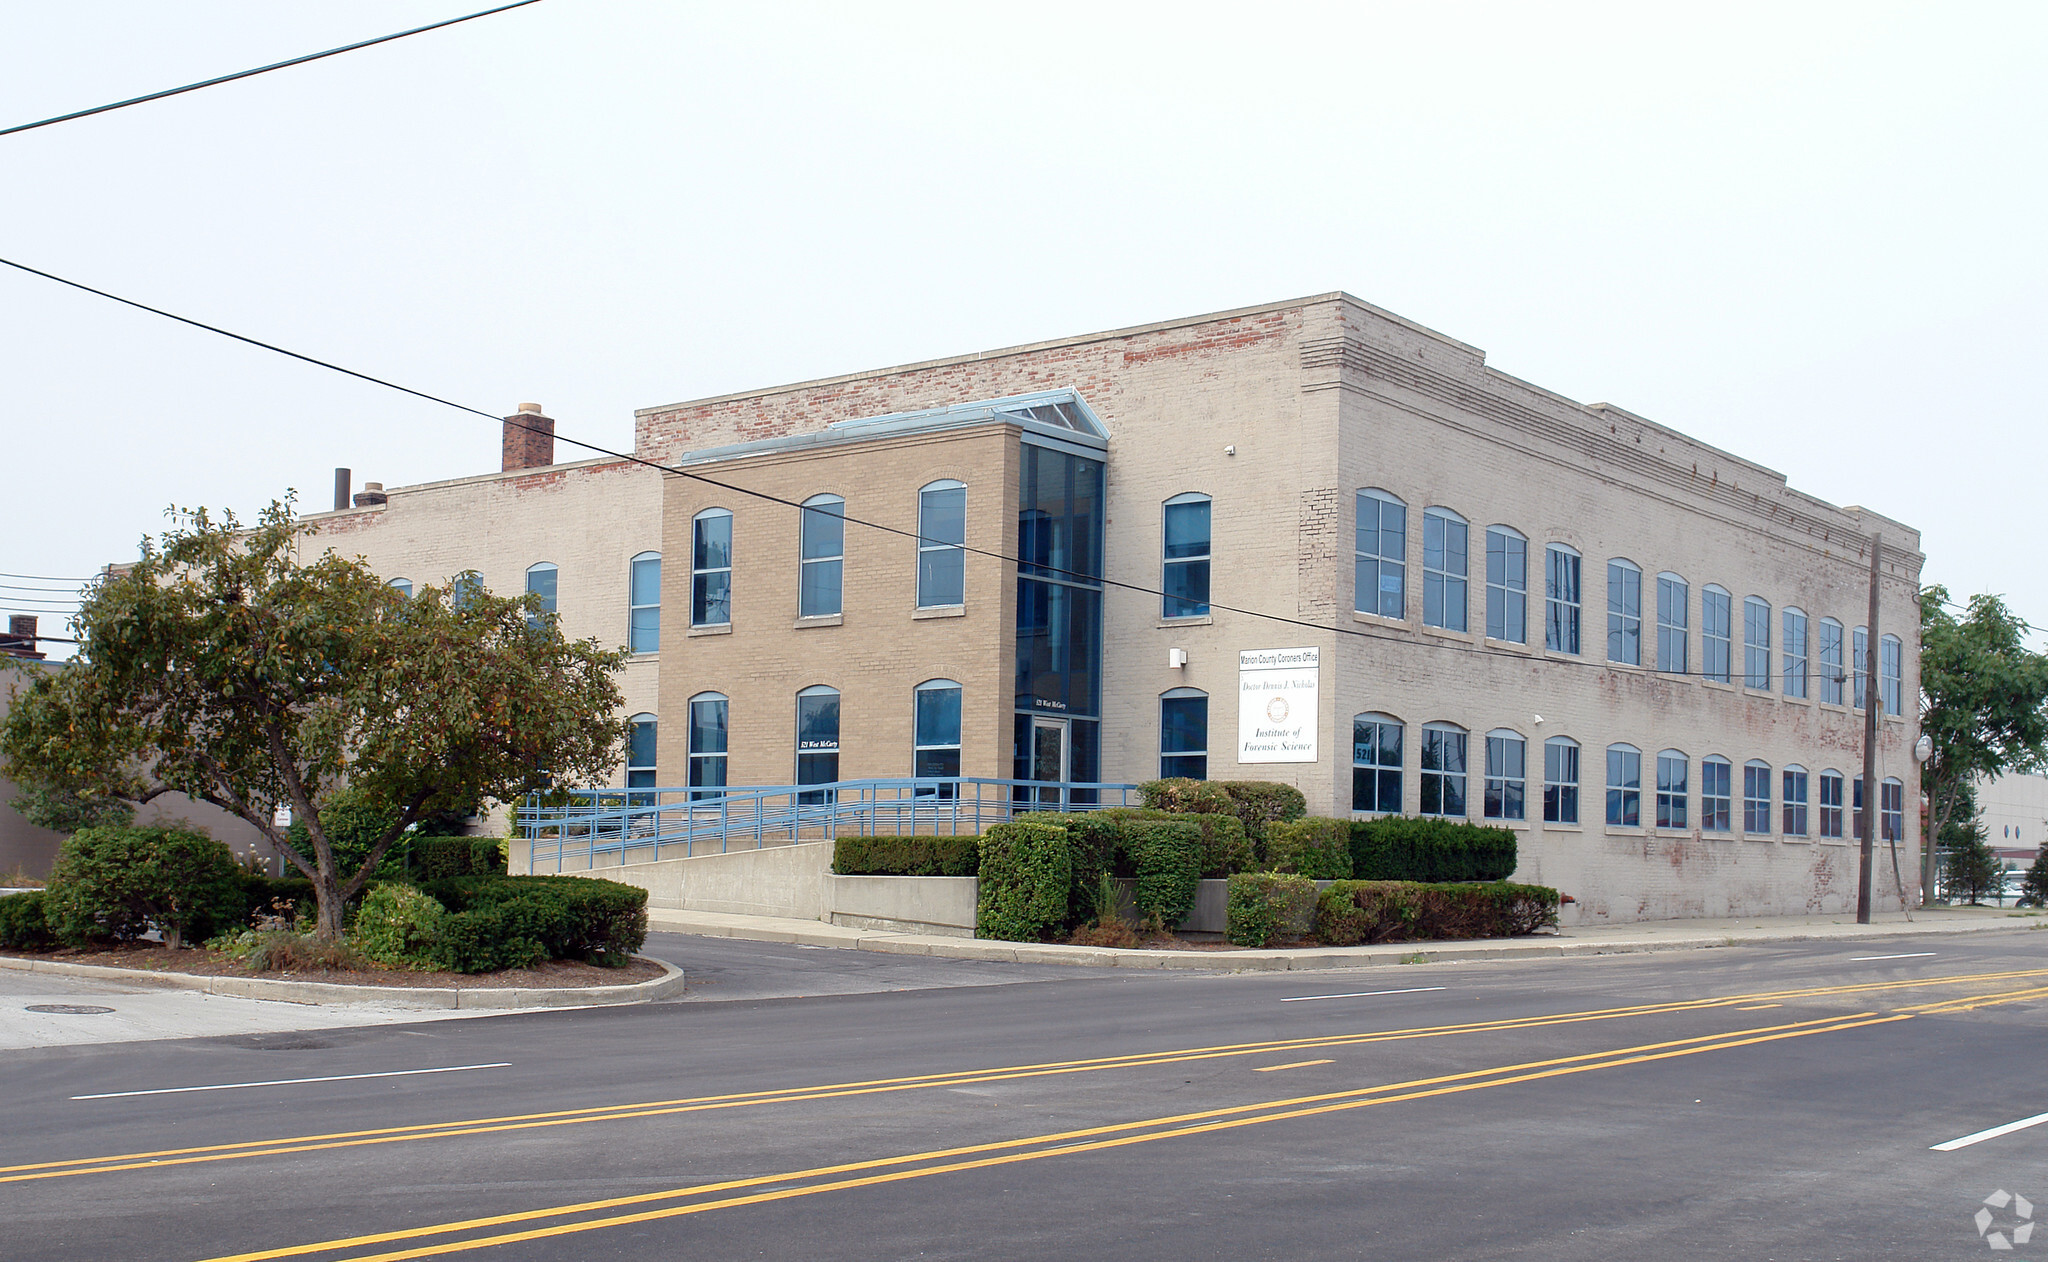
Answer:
0 253 1923 685
0 571 94 583
0 0 546 139
0 583 87 594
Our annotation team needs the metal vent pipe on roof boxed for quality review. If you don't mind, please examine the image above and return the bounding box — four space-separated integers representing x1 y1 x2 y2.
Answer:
333 468 351 512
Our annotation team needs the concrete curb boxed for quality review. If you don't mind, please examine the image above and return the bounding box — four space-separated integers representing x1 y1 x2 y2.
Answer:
647 907 2045 973
0 952 686 1009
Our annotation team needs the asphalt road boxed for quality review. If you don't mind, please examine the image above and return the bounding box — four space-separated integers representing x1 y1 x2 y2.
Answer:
5 929 2047 1261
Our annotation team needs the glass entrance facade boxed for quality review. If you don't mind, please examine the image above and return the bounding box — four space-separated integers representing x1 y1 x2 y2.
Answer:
1013 441 1103 800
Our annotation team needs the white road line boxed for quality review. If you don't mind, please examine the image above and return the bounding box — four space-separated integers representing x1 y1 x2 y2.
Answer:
1932 1110 2048 1152
1848 952 1938 962
1280 987 1447 1003
71 1062 511 1101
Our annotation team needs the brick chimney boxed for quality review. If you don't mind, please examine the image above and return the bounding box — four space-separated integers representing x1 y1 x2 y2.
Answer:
1 615 46 661
503 403 554 472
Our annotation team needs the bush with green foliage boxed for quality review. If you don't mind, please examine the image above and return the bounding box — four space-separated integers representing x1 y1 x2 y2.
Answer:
2021 844 2048 908
1314 880 1560 945
831 834 980 876
1225 872 1319 947
1263 818 1353 880
975 821 1072 942
1349 817 1517 883
43 824 247 948
0 891 54 950
1122 818 1205 928
240 873 316 927
1137 779 1306 855
1019 812 1122 926
1100 807 1253 879
352 883 448 968
287 787 403 885
421 875 648 970
412 834 506 880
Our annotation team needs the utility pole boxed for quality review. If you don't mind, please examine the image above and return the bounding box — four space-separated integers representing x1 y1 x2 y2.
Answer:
1856 533 1881 924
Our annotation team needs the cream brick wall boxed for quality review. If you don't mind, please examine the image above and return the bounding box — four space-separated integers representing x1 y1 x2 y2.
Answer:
300 456 664 789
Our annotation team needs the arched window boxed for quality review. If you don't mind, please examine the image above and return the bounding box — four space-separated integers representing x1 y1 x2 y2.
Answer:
526 562 558 626
1422 507 1468 632
687 692 727 800
1419 722 1468 817
799 495 845 618
1606 744 1642 828
1782 607 1809 698
630 551 662 653
451 570 483 611
1882 777 1904 841
1881 634 1903 716
1743 596 1771 690
1544 735 1580 824
1545 544 1581 655
388 577 413 598
1162 493 1211 618
1484 729 1526 821
917 481 967 608
1355 489 1407 618
1818 768 1845 838
1352 712 1403 813
1743 759 1772 835
1656 749 1689 830
1607 559 1642 666
1782 764 1809 837
796 685 840 804
1701 755 1733 832
1818 618 1845 705
1853 626 1869 709
1702 585 1733 683
692 510 732 627
913 679 963 792
626 713 657 807
1484 526 1526 644
1160 687 1209 780
1657 573 1689 673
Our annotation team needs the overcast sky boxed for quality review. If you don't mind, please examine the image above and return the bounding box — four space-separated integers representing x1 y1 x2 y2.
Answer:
3 1 2043 657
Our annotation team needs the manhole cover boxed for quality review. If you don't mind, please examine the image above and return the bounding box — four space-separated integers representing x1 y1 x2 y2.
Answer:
25 1004 116 1015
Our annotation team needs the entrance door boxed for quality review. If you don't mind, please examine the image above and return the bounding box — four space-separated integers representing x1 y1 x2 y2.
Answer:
1030 717 1068 809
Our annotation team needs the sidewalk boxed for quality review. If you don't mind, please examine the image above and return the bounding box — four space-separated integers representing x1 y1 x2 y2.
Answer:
646 904 2047 973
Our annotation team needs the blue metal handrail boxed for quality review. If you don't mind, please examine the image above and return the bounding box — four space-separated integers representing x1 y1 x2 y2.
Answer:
518 776 1140 873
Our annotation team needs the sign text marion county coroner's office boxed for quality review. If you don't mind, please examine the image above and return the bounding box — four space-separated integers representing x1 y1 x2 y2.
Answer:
1237 647 1319 764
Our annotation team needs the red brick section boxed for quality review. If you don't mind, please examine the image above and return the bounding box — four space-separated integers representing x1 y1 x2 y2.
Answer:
503 410 555 472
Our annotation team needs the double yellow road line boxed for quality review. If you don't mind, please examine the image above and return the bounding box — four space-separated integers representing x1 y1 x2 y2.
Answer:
7 966 2043 1191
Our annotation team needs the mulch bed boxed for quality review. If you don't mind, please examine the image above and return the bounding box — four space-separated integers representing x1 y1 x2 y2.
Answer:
0 942 666 989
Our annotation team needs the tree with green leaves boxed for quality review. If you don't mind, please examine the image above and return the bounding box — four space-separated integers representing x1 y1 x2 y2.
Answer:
1919 586 2048 897
0 500 630 940
2020 844 2048 908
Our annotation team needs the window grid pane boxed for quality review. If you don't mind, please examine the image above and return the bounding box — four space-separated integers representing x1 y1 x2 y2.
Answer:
1782 769 1809 836
1161 694 1209 781
1607 746 1641 828
1744 762 1771 835
1881 636 1902 716
799 499 844 618
1701 758 1732 832
1544 737 1579 824
1352 715 1403 813
1783 610 1809 698
1607 561 1641 665
1656 752 1688 830
1657 576 1688 673
692 513 732 627
1422 511 1468 631
1852 627 1869 710
918 486 967 608
1819 620 1845 706
1545 547 1580 654
1744 597 1771 689
1419 726 1468 818
1484 732 1525 821
1355 492 1406 618
1485 529 1527 644
629 555 661 653
1702 588 1732 683
1819 771 1845 838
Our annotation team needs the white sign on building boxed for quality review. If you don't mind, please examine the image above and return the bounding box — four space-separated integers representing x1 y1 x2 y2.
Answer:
1237 646 1319 764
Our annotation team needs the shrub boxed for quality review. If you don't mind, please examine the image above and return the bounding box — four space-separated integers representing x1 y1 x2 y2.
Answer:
422 874 648 969
1314 880 1560 946
352 883 448 968
1225 872 1319 948
413 834 506 880
240 874 316 928
1263 818 1353 880
831 834 980 877
1135 779 1305 856
1098 808 1254 878
1022 812 1123 927
976 822 1071 942
43 824 247 948
208 927 367 972
0 891 54 950
1122 818 1205 928
1349 817 1517 883
288 786 403 882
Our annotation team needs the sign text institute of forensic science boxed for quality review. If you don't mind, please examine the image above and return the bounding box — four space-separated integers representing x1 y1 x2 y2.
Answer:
1237 646 1319 764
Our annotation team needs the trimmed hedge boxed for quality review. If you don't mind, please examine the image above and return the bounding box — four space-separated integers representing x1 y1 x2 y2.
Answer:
1098 808 1254 879
420 875 648 971
1225 872 1318 948
831 834 980 877
1314 880 1560 946
1022 813 1123 927
976 822 1072 942
44 825 247 948
1349 817 1517 883
1122 818 1205 928
1137 779 1306 855
0 891 54 950
1263 818 1353 880
413 834 507 880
